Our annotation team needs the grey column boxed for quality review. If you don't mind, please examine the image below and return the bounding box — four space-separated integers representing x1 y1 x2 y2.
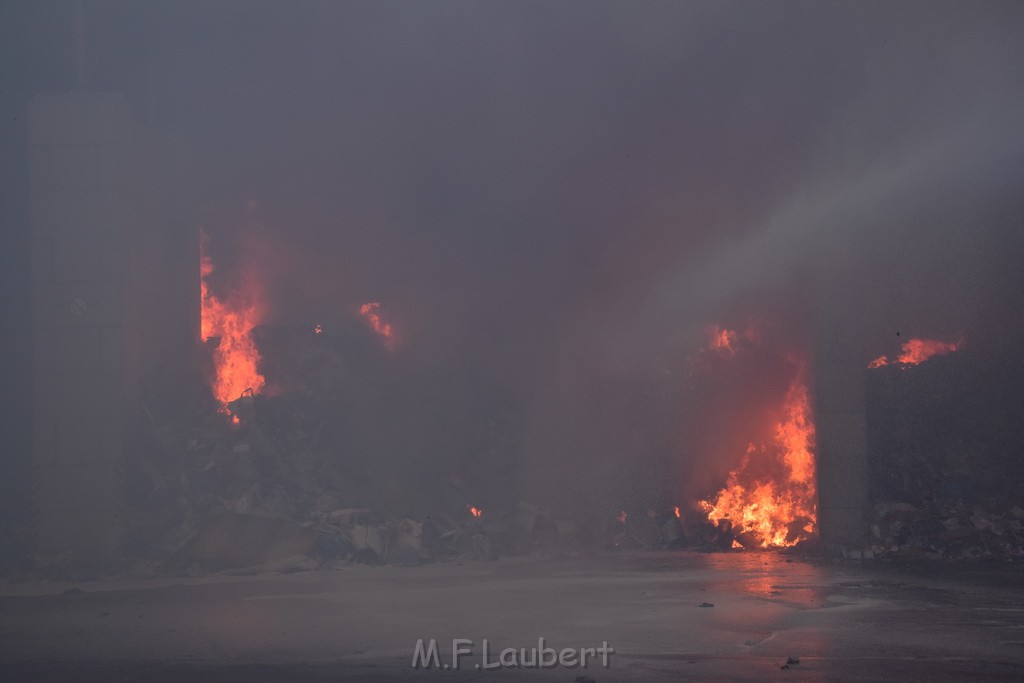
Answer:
814 311 870 548
29 93 134 563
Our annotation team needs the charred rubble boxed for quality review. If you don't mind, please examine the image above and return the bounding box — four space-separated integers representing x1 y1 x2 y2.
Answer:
114 316 776 576
112 322 522 576
22 326 1024 580
859 349 1024 562
111 322 756 576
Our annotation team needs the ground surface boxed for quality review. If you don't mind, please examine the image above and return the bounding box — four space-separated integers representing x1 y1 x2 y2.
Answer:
0 551 1022 681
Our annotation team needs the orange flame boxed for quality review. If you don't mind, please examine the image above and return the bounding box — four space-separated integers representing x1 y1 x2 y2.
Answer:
358 302 395 349
467 505 483 518
700 377 818 548
200 229 265 412
897 338 959 364
867 337 960 368
867 355 889 369
708 325 738 354
674 506 681 519
314 324 323 335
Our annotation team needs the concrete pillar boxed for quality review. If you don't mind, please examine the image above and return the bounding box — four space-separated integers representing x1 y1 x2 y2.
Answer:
29 93 134 563
814 313 871 548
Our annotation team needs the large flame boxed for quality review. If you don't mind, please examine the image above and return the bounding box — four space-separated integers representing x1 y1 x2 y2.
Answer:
359 302 395 349
868 337 960 369
200 229 265 411
700 376 818 548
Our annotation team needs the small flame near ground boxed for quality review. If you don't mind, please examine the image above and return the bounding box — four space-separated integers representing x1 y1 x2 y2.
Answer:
200 229 265 416
314 324 323 335
700 374 818 548
616 510 628 524
467 505 483 518
674 506 681 519
359 302 395 349
868 337 960 369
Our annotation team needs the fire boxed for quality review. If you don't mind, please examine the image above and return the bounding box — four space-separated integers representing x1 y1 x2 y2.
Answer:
467 505 483 518
616 510 628 524
358 302 395 349
706 324 760 355
674 506 681 519
708 325 738 354
897 338 959 364
314 324 323 335
700 377 818 548
867 337 960 368
200 229 265 413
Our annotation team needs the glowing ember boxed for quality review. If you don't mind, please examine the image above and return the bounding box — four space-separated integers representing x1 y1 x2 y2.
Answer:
867 337 961 368
867 355 889 369
314 324 323 335
467 505 483 518
674 506 681 519
358 302 395 349
200 229 265 413
616 510 628 524
708 325 738 354
700 377 818 548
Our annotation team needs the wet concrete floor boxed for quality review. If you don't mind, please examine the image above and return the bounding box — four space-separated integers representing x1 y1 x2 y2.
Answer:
1 551 1022 681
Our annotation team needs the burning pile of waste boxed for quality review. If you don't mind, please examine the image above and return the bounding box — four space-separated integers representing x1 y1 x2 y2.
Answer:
106 244 1022 579
695 324 819 550
126 323 525 574
853 345 1024 562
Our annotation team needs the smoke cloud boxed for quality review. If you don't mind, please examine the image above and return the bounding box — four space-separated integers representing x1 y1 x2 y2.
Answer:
3 1 1023 522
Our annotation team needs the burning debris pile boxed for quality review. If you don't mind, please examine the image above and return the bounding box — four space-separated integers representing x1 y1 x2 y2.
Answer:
103 238 1022 577
700 377 817 549
857 341 1024 562
867 337 961 370
129 352 753 576
111 240 526 575
695 324 819 550
127 324 525 574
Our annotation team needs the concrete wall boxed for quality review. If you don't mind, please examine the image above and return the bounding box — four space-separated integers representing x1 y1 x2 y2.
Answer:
814 315 871 548
29 92 197 563
29 93 134 562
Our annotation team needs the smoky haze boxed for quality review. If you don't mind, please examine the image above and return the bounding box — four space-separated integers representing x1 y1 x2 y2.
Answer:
3 2 1024 527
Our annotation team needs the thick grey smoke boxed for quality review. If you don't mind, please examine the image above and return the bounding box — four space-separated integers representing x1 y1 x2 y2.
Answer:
3 2 1023 524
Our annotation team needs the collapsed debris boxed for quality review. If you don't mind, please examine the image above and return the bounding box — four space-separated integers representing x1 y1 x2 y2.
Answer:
52 321 1012 578
858 357 1024 562
845 501 1024 562
128 396 518 571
